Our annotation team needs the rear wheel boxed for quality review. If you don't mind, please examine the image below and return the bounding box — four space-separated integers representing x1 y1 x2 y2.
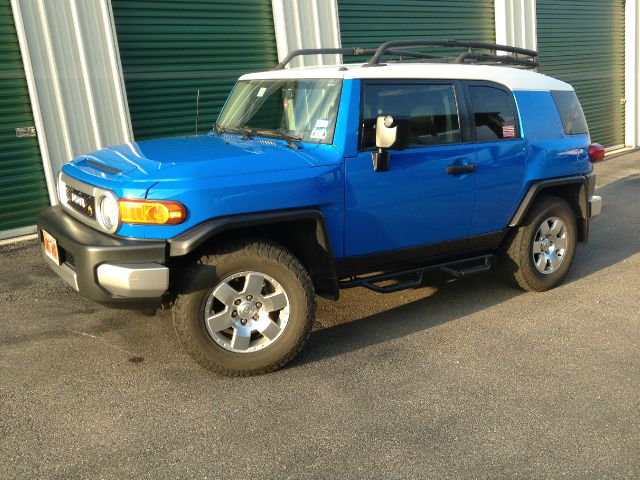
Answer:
172 239 315 376
500 196 577 292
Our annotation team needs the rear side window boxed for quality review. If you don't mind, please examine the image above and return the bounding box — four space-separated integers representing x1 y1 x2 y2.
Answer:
551 90 589 135
468 86 519 141
361 83 461 149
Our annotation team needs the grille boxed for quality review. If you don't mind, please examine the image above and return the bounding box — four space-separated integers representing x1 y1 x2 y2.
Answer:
65 185 95 219
63 250 76 269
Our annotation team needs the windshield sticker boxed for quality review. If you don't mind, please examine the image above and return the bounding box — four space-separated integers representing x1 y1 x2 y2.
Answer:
310 119 330 140
256 87 267 97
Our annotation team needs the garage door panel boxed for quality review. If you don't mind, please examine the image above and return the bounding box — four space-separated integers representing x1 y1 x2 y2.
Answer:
537 0 625 148
112 0 278 140
0 0 49 233
338 0 495 62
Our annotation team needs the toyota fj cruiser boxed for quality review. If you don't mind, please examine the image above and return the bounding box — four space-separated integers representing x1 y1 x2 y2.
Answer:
37 40 603 376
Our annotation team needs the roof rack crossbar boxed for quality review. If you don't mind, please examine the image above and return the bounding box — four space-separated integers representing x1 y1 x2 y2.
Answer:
365 39 538 69
453 53 539 68
274 47 444 70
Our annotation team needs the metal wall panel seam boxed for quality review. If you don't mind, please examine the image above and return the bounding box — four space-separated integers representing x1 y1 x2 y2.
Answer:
328 0 342 55
102 0 133 143
35 0 74 165
10 0 57 205
291 0 305 66
272 0 289 62
494 0 536 51
310 0 323 65
69 0 102 149
271 0 342 67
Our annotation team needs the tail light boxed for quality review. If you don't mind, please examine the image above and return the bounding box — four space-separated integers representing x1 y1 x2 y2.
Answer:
588 143 605 163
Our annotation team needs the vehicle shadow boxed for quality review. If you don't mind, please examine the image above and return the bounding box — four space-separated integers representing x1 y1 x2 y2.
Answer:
291 171 640 368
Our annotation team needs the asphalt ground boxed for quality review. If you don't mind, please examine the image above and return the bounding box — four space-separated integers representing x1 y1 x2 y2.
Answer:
1 152 639 479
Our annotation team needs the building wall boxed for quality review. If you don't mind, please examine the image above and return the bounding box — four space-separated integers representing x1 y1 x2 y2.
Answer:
10 0 132 198
4 0 639 238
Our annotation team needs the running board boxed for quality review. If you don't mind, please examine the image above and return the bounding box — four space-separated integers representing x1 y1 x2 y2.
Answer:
339 254 495 294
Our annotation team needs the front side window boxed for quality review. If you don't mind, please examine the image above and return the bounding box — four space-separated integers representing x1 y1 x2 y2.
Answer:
468 86 519 141
217 79 342 144
361 83 461 149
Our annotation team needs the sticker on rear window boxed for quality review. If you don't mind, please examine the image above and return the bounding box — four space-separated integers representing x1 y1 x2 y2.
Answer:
257 87 267 97
502 125 516 138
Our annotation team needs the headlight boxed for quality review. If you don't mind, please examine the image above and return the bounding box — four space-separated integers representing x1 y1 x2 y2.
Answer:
119 199 187 225
97 194 119 232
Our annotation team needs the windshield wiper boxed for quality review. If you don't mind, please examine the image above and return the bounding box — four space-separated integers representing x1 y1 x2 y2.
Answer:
254 129 303 149
214 123 253 140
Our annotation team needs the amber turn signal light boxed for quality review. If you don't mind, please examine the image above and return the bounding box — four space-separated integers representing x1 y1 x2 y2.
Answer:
118 199 187 225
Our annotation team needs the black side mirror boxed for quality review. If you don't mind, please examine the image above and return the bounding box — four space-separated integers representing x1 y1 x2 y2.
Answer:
372 115 409 172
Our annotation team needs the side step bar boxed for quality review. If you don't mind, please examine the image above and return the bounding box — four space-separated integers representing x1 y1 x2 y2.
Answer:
339 254 495 294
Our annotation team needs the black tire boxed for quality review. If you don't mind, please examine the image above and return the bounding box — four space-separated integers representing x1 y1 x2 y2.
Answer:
172 239 315 376
500 195 577 292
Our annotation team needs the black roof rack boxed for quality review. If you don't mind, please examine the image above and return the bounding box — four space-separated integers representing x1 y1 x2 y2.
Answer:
274 39 539 71
274 47 441 70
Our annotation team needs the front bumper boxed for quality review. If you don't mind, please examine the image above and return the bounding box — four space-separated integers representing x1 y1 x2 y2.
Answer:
37 206 169 308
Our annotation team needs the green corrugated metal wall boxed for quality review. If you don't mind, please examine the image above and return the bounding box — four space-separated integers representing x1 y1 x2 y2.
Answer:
0 0 49 233
537 0 625 147
338 0 495 60
111 0 279 140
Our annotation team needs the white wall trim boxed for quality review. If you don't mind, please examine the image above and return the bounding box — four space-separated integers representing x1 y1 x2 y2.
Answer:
10 0 134 218
35 0 74 163
101 0 134 141
494 0 537 51
272 0 289 63
70 0 102 149
625 0 639 147
10 0 57 205
271 0 342 68
328 0 341 51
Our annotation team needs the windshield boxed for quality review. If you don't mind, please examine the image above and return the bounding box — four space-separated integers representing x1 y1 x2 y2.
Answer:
217 79 342 144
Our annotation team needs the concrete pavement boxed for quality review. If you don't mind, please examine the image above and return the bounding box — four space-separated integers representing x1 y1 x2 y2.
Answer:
1 152 639 479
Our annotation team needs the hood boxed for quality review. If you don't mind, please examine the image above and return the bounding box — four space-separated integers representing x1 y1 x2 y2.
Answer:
66 133 334 184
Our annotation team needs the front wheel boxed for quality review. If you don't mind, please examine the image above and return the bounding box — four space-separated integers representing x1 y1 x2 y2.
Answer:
500 196 578 292
172 239 315 376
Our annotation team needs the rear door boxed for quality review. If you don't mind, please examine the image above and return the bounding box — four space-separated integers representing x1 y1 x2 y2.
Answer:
464 82 527 236
344 80 477 257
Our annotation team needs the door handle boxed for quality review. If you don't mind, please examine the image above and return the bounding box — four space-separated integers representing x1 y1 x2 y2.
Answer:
446 163 476 175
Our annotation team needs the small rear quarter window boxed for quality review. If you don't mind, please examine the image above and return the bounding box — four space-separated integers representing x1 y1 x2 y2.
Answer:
551 90 589 135
468 86 519 142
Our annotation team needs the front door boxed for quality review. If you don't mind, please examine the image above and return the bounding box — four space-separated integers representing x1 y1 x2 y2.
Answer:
344 81 477 258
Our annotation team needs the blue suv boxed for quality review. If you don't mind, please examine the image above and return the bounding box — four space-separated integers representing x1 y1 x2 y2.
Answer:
37 41 603 375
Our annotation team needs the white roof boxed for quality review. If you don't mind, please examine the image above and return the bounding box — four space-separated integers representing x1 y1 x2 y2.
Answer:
240 63 573 92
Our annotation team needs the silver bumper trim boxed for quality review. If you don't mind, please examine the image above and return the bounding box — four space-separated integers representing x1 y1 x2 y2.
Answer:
96 263 169 298
589 195 602 217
